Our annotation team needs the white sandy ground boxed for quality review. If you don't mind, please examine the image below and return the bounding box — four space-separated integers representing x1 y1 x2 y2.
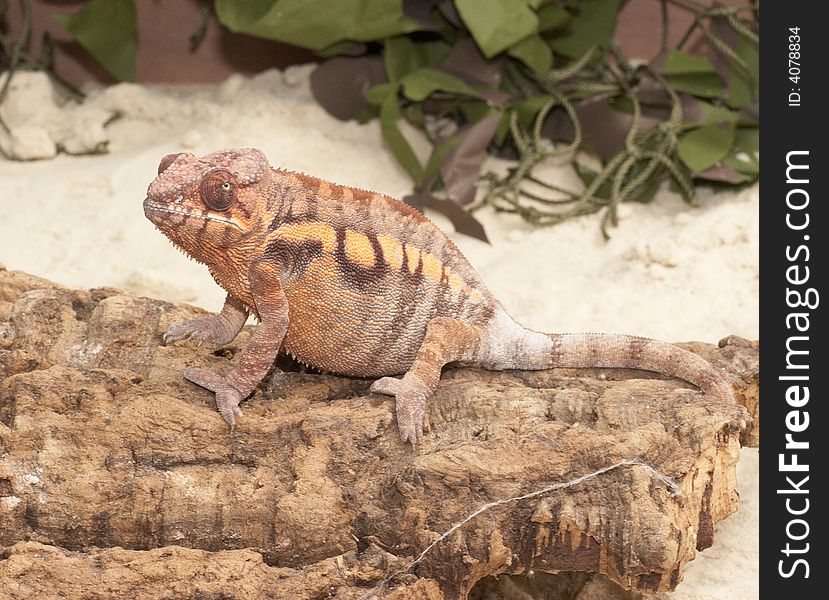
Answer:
0 67 758 598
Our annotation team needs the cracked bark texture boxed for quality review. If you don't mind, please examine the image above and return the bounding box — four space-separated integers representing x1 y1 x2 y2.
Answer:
0 266 757 599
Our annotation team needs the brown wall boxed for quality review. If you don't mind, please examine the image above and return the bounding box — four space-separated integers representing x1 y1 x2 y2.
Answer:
3 0 738 87
4 0 315 85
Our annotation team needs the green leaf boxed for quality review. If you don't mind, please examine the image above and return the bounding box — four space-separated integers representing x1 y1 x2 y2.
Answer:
379 93 424 182
631 176 662 204
663 50 724 99
573 162 612 201
548 0 621 59
355 105 380 124
698 102 742 125
508 34 552 76
726 33 759 108
213 0 275 30
673 99 755 128
384 36 453 81
536 4 571 33
668 74 725 98
215 0 422 51
495 111 511 145
365 82 398 105
513 95 549 128
53 0 137 81
677 122 736 173
414 39 454 68
459 100 492 123
384 36 417 81
455 0 538 58
400 67 479 101
664 49 718 75
721 127 759 175
421 136 461 186
315 40 368 58
403 102 427 127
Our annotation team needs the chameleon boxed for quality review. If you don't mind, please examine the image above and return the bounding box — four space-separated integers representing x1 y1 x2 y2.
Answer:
143 147 735 443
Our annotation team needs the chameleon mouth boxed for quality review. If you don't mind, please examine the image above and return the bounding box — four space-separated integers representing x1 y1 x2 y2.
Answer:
143 198 242 230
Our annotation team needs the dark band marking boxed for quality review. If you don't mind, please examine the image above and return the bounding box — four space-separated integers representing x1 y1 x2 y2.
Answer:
334 227 387 283
266 235 325 279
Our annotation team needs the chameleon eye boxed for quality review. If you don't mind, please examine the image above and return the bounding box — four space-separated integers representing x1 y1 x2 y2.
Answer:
200 169 238 211
158 153 183 175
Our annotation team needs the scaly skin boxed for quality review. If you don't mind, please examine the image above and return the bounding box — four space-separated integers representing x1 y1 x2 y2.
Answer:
144 148 735 443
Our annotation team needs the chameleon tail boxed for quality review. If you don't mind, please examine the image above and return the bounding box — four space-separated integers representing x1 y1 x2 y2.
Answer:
480 312 735 404
545 333 736 404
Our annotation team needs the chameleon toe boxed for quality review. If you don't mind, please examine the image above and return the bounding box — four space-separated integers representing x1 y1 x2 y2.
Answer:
393 377 428 445
215 387 243 429
162 324 187 345
370 377 401 396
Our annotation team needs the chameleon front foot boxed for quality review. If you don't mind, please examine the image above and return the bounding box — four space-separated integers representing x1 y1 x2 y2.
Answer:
183 367 244 429
163 296 249 346
371 375 429 444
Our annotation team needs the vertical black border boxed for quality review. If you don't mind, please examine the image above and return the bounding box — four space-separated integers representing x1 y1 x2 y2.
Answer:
760 3 826 597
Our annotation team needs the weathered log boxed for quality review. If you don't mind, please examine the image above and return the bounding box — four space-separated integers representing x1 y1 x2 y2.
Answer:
0 266 756 598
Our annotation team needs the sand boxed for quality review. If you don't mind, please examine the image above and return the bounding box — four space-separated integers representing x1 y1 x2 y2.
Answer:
0 67 758 598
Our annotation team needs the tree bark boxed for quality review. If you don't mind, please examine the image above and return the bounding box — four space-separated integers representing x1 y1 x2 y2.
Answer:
0 266 757 599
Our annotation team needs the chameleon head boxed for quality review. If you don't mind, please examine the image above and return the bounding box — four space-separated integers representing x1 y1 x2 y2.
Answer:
143 148 272 260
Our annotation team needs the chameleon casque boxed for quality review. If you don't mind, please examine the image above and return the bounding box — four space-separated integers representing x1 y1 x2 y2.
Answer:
144 148 735 443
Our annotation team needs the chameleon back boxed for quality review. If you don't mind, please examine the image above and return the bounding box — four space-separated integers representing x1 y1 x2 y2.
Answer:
264 170 497 376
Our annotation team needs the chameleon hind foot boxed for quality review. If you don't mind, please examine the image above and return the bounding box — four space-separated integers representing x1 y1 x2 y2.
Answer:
184 367 244 429
371 374 429 444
